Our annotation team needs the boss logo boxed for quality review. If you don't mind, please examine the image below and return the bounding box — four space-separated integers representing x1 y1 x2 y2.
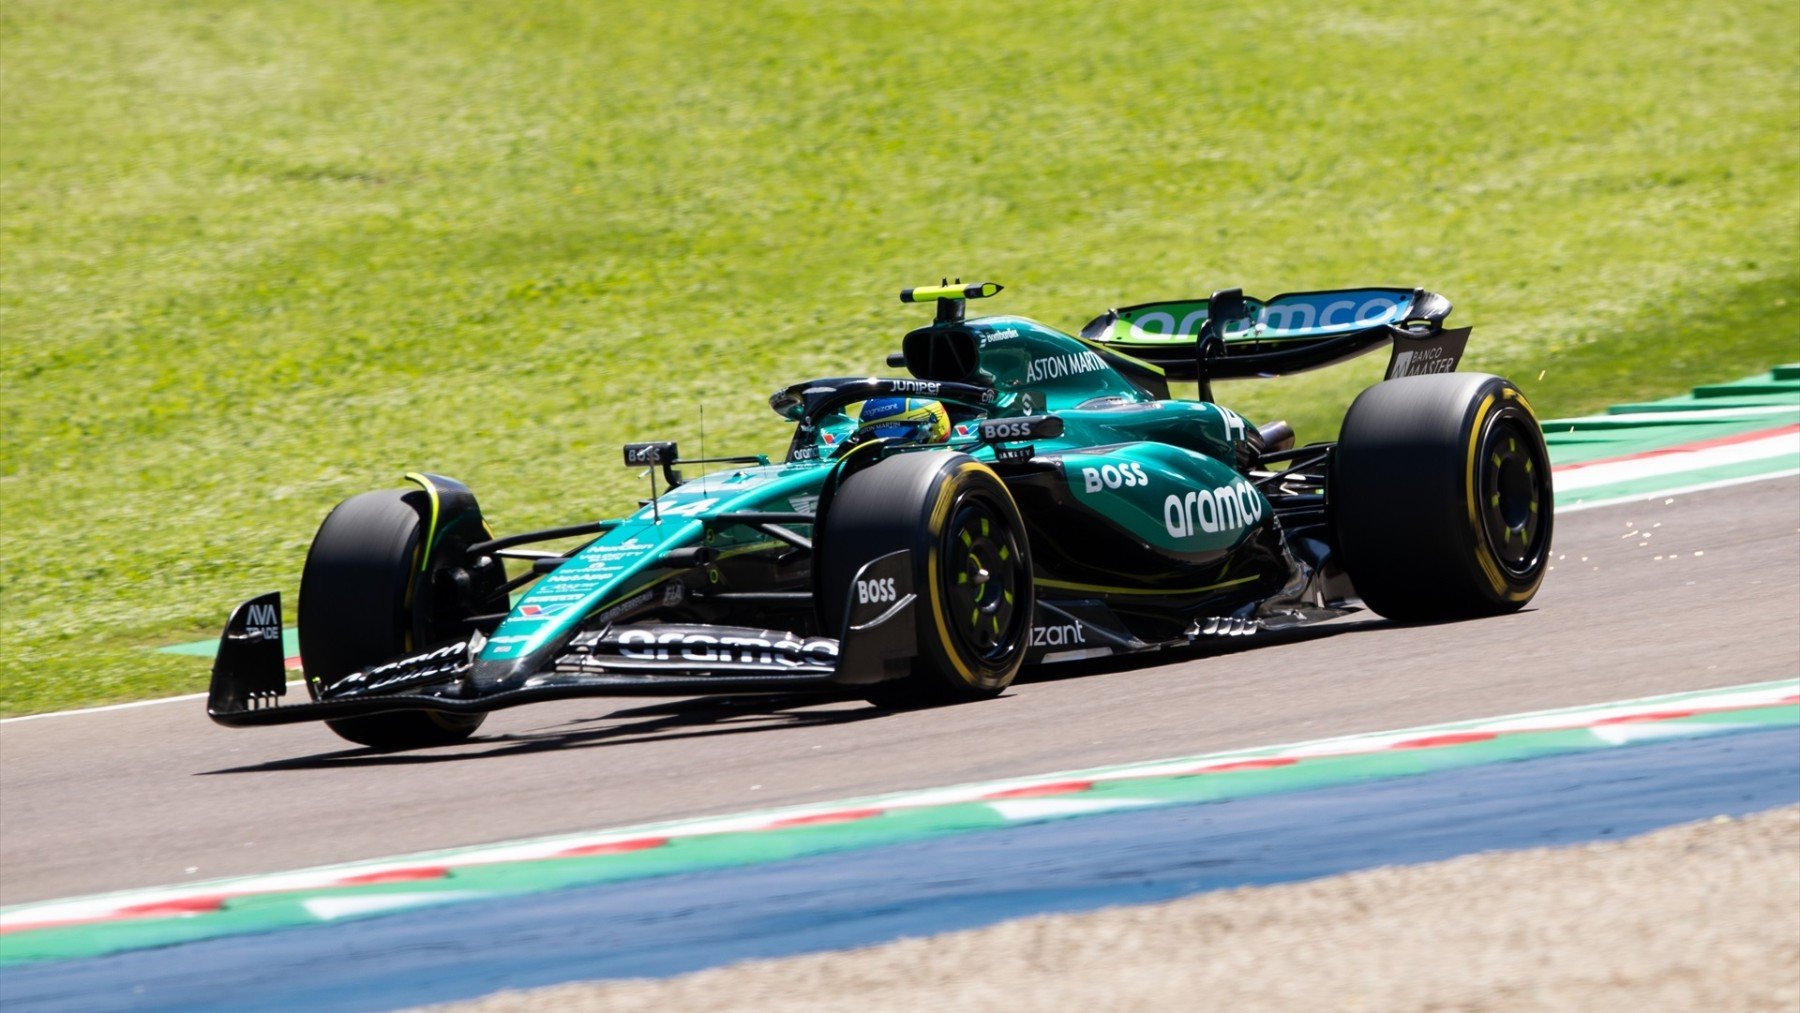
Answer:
622 442 678 466
981 418 1036 441
1080 462 1150 493
857 577 898 604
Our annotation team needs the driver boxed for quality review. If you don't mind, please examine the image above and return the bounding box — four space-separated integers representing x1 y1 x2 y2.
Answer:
856 397 952 445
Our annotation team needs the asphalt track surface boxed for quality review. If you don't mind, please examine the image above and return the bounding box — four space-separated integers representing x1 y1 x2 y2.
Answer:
3 477 1796 907
9 727 1794 1011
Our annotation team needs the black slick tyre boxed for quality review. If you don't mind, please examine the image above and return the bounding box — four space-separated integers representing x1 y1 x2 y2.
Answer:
298 490 486 749
1333 372 1552 622
818 451 1033 707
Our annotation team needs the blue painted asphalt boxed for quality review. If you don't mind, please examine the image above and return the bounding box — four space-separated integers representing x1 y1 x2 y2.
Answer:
6 726 1797 1011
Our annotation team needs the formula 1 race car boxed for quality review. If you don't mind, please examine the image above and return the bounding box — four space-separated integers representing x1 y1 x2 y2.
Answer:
209 282 1552 749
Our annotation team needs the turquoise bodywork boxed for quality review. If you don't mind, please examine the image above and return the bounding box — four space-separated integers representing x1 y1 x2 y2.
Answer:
477 312 1275 672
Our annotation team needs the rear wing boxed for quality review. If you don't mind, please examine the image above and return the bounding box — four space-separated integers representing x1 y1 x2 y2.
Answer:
1081 287 1468 391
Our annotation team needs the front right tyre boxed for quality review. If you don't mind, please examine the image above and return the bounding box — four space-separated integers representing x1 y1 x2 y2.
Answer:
298 489 487 749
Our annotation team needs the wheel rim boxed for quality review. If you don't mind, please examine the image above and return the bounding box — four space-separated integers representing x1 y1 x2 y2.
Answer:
940 493 1027 663
1479 415 1549 576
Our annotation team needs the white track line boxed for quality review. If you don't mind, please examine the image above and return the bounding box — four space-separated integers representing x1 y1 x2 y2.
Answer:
0 682 305 726
5 679 1793 928
1550 404 1798 425
1555 430 1798 491
1556 468 1800 514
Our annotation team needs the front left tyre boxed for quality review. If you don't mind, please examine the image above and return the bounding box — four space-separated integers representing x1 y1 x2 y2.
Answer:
298 489 487 749
817 451 1034 707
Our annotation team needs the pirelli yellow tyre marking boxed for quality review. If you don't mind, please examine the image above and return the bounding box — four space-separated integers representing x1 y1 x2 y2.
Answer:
924 460 1018 690
1465 386 1544 603
1464 393 1505 595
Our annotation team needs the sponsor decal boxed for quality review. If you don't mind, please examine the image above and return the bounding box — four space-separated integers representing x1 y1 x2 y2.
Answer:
856 577 898 604
1080 462 1151 493
518 601 577 619
1126 309 1211 340
791 446 820 461
1122 293 1411 339
1260 295 1404 331
980 418 1039 441
789 494 820 515
982 328 1021 344
1031 621 1085 647
1391 347 1457 376
887 379 942 396
244 602 281 641
525 592 589 604
365 640 469 678
593 589 656 627
1024 350 1107 383
663 582 685 606
325 637 477 698
623 442 678 466
599 628 840 668
954 423 975 439
486 634 534 645
1162 478 1266 539
822 432 838 445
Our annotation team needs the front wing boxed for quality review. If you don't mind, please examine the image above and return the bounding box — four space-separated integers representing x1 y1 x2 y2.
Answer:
207 552 918 728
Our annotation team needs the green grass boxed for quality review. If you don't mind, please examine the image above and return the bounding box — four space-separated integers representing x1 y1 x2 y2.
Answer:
2 0 1796 714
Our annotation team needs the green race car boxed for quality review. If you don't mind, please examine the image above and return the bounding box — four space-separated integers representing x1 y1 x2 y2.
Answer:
209 282 1552 749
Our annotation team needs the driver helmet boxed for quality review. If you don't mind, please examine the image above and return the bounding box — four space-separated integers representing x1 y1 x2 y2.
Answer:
857 397 952 444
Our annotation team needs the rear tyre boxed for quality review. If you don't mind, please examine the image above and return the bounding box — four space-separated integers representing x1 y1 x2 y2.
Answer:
298 490 486 749
818 452 1034 708
1333 372 1552 622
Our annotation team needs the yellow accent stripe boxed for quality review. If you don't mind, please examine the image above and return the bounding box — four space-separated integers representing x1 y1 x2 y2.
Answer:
404 472 442 574
1036 574 1258 597
1503 385 1536 417
1074 335 1168 376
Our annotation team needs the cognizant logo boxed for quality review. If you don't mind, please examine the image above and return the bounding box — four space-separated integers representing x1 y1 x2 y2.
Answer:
1126 292 1411 338
1163 478 1265 539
